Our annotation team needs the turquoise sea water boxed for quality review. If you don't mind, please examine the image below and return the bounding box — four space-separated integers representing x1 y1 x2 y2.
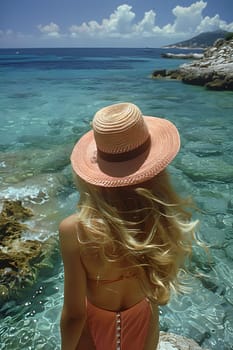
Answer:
0 48 233 350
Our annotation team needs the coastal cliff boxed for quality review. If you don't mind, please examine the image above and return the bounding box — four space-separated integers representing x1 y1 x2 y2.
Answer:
153 38 233 90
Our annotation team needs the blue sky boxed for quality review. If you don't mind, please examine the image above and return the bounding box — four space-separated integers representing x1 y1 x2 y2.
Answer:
0 0 232 48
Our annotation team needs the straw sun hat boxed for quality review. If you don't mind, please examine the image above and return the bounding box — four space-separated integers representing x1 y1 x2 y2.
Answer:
71 103 180 187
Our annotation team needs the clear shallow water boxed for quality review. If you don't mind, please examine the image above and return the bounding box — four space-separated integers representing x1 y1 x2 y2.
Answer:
0 48 233 350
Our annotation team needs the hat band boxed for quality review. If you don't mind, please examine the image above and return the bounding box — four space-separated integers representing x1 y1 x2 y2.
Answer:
97 136 151 162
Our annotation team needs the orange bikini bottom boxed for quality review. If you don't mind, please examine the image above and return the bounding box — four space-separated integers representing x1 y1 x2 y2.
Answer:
86 298 151 350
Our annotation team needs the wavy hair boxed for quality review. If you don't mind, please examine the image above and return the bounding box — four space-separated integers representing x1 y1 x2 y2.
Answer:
74 170 199 305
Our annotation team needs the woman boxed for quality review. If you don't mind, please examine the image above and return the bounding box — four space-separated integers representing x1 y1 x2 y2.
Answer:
59 103 198 350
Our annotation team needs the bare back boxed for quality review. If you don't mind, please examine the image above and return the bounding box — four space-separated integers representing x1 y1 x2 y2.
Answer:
81 245 146 311
60 214 159 350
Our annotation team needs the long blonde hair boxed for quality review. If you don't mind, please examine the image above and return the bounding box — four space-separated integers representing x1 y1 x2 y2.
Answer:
75 169 198 305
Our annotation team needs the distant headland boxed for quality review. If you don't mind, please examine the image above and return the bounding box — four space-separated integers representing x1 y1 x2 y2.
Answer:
163 29 228 49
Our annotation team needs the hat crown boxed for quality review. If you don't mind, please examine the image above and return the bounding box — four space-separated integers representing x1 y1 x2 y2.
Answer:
93 103 149 154
71 102 180 187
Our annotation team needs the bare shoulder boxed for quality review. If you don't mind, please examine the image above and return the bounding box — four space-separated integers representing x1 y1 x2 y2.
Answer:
59 214 81 252
59 214 79 235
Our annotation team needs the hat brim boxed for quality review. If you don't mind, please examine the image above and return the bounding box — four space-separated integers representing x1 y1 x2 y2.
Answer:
71 116 180 187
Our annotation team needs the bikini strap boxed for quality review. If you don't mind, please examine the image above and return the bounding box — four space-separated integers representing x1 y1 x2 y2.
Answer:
88 271 138 285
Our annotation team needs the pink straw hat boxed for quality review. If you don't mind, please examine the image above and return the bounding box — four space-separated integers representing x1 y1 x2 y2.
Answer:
71 102 180 187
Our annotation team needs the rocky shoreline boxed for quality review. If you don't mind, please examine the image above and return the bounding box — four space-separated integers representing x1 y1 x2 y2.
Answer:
153 38 233 90
0 200 57 303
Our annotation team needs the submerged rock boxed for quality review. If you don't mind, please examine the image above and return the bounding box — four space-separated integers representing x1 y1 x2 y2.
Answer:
159 332 208 350
0 200 57 303
0 142 72 184
176 153 233 182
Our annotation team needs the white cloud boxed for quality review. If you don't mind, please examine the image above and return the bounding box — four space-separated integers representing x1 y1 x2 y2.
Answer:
37 22 61 37
70 21 101 37
0 29 14 38
68 1 215 42
172 0 207 33
69 4 136 38
30 2 233 46
197 14 233 33
0 29 33 41
39 1 232 43
106 4 135 33
134 10 159 35
165 1 233 35
2 1 233 48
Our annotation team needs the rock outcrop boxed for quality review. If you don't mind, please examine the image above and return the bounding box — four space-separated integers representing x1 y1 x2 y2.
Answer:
161 52 203 59
153 38 233 90
0 200 57 303
159 332 209 350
